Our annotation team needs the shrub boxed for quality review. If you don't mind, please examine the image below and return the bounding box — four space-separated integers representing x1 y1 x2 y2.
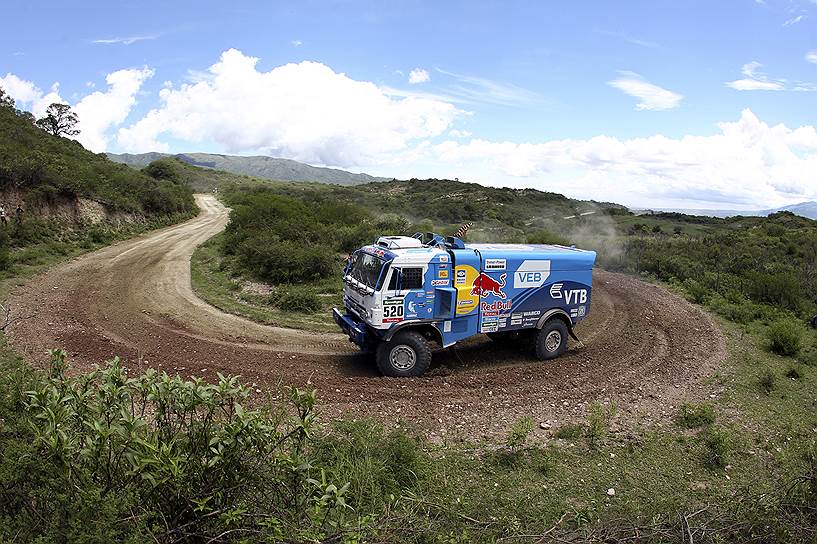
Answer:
553 423 584 440
767 319 803 357
587 402 615 447
678 402 716 428
759 369 777 395
702 426 731 469
505 415 534 451
2 350 361 543
786 366 803 380
269 284 323 313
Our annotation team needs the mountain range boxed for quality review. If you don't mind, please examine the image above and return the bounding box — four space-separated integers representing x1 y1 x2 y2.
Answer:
640 201 817 220
107 152 390 186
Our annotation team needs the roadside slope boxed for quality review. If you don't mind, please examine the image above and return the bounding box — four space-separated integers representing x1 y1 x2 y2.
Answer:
7 194 726 437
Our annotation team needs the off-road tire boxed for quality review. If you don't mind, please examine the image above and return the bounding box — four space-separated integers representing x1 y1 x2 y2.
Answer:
810 314 817 329
376 331 432 377
534 319 569 361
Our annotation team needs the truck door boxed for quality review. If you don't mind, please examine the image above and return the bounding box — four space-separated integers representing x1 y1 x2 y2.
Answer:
382 265 429 323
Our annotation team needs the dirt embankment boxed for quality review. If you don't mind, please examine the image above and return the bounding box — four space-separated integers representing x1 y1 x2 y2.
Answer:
7 195 727 440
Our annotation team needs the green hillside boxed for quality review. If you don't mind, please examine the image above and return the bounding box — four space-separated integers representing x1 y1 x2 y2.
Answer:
0 105 194 215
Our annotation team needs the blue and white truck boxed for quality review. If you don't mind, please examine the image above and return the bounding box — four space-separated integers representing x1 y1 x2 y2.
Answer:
333 234 596 377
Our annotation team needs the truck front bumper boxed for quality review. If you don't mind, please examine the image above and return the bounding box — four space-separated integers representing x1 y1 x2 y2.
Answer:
333 308 374 351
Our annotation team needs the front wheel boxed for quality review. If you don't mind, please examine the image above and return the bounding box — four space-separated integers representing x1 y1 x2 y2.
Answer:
534 319 569 361
376 331 432 377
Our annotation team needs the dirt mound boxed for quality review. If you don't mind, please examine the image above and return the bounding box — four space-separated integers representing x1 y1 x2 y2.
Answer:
7 195 726 439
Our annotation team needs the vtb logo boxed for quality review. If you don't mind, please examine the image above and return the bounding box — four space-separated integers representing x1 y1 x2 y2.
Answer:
550 283 587 304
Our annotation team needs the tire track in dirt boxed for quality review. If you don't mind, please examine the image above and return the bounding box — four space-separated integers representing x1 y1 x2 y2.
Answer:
7 195 727 439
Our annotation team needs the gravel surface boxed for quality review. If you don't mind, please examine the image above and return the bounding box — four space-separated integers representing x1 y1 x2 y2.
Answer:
8 195 727 440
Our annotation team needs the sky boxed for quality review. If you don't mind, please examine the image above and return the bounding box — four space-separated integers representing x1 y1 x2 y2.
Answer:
1 0 817 210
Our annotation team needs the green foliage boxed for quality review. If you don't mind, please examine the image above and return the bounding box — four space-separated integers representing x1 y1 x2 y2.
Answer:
701 426 731 469
35 103 79 137
269 284 323 313
143 157 185 184
553 423 584 439
0 105 195 214
505 415 535 451
768 319 804 356
526 228 569 246
611 212 817 324
586 402 615 447
759 369 777 395
678 402 716 429
1 350 362 542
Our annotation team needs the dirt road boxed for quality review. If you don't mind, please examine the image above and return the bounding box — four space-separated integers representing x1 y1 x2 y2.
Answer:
8 195 727 439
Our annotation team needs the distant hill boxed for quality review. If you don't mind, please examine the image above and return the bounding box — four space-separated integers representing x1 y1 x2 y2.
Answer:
640 201 817 220
108 152 390 186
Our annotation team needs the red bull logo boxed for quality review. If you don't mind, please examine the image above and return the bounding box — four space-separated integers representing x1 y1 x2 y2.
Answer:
471 273 507 299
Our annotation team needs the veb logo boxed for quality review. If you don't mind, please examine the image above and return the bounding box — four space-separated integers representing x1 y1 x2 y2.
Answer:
513 260 551 288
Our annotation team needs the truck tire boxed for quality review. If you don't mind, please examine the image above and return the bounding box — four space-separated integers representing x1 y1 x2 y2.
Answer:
811 314 817 329
534 319 569 361
376 331 432 377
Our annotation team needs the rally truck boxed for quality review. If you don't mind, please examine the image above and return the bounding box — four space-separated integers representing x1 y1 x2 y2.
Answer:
333 234 596 377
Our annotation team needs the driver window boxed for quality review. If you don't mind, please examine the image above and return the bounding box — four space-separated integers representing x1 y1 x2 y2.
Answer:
388 267 423 290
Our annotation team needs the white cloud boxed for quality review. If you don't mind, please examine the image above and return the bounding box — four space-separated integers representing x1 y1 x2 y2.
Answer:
435 68 541 106
426 110 817 208
408 68 430 84
806 51 817 63
0 73 64 117
726 61 786 91
607 72 682 110
449 129 472 138
783 14 804 26
1 68 152 151
92 35 156 45
118 49 460 164
72 68 154 151
291 40 302 47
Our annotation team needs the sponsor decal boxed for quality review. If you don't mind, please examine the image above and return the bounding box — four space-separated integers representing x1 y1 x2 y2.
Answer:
455 269 467 285
480 320 499 333
471 273 507 299
431 279 449 286
550 283 564 298
485 258 506 271
578 305 586 317
438 269 449 279
383 297 405 323
439 255 449 263
481 299 513 316
408 301 416 314
564 289 588 305
513 260 551 289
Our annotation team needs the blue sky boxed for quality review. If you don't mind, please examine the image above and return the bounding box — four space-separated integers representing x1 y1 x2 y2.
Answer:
2 0 817 209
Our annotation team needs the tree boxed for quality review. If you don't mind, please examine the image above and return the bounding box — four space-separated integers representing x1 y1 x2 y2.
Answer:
0 86 14 109
35 103 80 137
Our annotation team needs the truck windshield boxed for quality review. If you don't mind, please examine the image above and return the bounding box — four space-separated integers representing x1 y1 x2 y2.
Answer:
347 251 388 291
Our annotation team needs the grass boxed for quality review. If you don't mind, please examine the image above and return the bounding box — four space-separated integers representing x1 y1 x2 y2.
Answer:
190 233 341 332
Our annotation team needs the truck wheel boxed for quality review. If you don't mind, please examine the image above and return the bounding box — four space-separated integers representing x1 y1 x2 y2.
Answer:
376 331 432 377
811 314 817 329
534 319 569 361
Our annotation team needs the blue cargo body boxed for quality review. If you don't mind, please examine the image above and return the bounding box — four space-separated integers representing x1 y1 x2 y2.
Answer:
333 235 596 377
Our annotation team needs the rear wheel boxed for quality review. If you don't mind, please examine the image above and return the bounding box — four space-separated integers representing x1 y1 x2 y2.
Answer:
534 319 569 360
376 331 432 377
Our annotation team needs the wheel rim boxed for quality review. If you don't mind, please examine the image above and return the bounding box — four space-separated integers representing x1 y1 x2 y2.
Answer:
390 345 416 370
545 330 562 352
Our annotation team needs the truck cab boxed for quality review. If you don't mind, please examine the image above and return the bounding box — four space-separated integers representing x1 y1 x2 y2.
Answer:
333 234 596 377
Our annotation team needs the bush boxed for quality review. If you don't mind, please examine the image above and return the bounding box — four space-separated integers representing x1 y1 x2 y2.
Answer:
553 423 584 440
768 319 804 357
1 350 362 543
678 402 716 428
759 369 777 395
269 284 323 313
505 416 534 451
702 426 731 469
